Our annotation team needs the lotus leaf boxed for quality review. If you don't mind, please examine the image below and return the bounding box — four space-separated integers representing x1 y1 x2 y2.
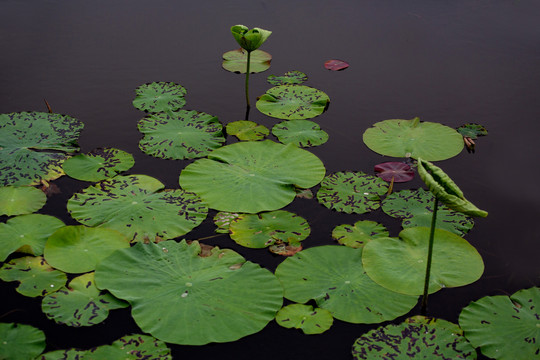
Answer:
362 227 484 295
332 220 389 248
373 162 414 183
0 323 46 360
324 59 349 71
138 110 225 160
213 212 240 233
272 120 329 147
86 334 172 359
0 214 65 261
0 256 67 297
0 111 83 186
62 148 134 182
132 82 187 113
231 25 272 52
316 171 388 214
275 245 418 323
457 123 488 139
352 316 477 359
94 240 283 345
0 186 46 216
267 71 308 85
256 85 330 120
67 175 208 242
459 287 540 360
229 210 310 248
226 120 269 141
362 117 464 161
179 140 326 213
222 49 272 73
275 304 333 334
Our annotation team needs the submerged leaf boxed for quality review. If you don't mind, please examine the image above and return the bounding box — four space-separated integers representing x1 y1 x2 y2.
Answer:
132 82 187 113
373 162 414 183
256 85 330 120
222 49 272 73
226 120 269 141
272 120 329 147
0 186 46 216
62 147 134 182
267 71 308 85
213 212 241 233
275 304 333 334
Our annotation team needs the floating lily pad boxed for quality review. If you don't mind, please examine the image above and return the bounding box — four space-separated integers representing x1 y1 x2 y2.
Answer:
0 111 83 186
256 85 330 120
275 304 333 334
272 120 329 147
459 287 540 360
457 123 488 139
38 348 86 360
222 48 272 73
87 334 172 359
62 148 135 182
332 220 389 248
362 117 464 161
213 212 240 233
275 245 418 323
68 175 208 242
324 59 349 71
179 140 326 213
0 185 46 216
226 120 269 141
362 227 484 295
352 316 477 359
374 162 414 183
316 171 388 214
0 323 46 360
267 71 308 85
138 110 225 160
94 240 283 345
268 241 303 256
132 82 187 113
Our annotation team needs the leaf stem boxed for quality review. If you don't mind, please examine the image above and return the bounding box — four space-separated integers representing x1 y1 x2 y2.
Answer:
245 50 251 109
421 196 439 315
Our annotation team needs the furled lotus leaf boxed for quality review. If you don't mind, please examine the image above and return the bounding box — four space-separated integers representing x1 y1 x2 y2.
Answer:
362 117 463 161
87 334 172 359
67 175 208 242
272 120 329 147
0 214 64 261
38 349 86 360
332 220 389 248
229 210 310 248
275 304 333 334
362 227 484 295
0 186 46 216
213 212 240 233
457 123 488 139
0 112 83 186
324 59 349 71
275 245 418 323
44 226 130 273
267 71 308 85
62 147 134 182
94 240 283 345
132 82 187 113
42 272 128 327
230 25 272 52
137 110 225 160
179 140 326 213
226 120 269 141
373 162 414 183
0 256 67 297
381 188 474 236
256 85 330 120
459 287 540 360
316 171 388 214
0 323 46 360
417 158 488 217
222 49 272 73
352 316 477 359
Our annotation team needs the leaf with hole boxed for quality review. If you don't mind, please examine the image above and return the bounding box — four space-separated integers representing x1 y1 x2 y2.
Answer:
275 304 333 334
256 85 330 120
226 120 269 141
132 82 187 113
332 220 389 248
62 148 134 182
267 71 308 85
222 49 272 73
272 120 329 147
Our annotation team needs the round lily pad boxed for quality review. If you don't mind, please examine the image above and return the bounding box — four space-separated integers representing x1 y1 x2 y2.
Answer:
86 334 172 359
226 120 269 141
0 186 46 216
138 110 225 160
275 304 333 334
132 82 187 113
179 140 326 213
62 148 135 182
332 220 389 248
256 85 330 120
374 162 415 183
272 120 329 147
222 48 272 73
459 287 540 360
362 117 464 161
0 323 46 360
275 245 418 323
94 240 283 345
362 227 484 295
267 71 308 85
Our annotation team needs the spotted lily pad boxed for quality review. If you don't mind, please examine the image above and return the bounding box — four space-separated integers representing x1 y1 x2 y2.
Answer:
0 185 46 216
332 220 389 248
226 120 269 141
316 171 388 214
275 304 333 334
267 71 308 85
0 323 46 360
374 162 414 183
272 120 329 147
457 123 488 139
138 110 225 160
222 49 272 73
86 334 172 359
132 82 187 113
256 85 330 120
37 349 86 359
62 148 135 182
0 111 83 186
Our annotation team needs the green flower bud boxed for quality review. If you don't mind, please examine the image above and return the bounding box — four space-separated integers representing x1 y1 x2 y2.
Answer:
231 25 272 52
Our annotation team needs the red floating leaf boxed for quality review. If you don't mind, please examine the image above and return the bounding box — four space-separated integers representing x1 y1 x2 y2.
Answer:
374 162 415 183
324 59 349 71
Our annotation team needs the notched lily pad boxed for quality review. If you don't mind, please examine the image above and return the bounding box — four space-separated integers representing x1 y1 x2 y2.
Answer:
272 120 329 147
132 82 187 113
0 185 46 216
275 304 333 334
0 323 46 360
222 48 272 73
256 85 330 120
332 220 389 248
267 71 308 85
62 147 135 182
226 120 269 141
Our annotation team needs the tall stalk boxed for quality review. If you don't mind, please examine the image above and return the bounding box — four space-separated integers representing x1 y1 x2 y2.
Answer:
421 197 439 315
245 50 251 108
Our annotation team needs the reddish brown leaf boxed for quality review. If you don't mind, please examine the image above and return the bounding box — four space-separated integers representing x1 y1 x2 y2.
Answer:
374 162 414 183
324 59 349 71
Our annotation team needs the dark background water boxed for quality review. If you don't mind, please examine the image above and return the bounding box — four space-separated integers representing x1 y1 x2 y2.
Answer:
1 0 539 359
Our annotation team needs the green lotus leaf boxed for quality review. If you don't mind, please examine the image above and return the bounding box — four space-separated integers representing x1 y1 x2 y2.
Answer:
272 120 329 147
179 140 326 213
222 49 272 73
267 71 308 85
316 171 388 214
67 175 208 242
38 349 86 360
457 123 488 139
138 110 225 160
362 227 484 295
229 210 310 248
381 188 474 236
275 304 333 335
332 220 389 248
0 323 46 360
87 334 172 359
0 111 83 186
352 316 477 359
0 186 46 216
62 147 135 182
94 240 283 345
459 287 540 360
230 25 272 52
362 117 464 161
44 226 130 273
132 82 187 113
213 212 240 233
226 120 269 141
256 85 330 120
0 214 65 261
0 256 67 297
275 245 418 323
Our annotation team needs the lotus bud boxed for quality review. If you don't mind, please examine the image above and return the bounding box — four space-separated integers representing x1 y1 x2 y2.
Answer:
231 25 272 52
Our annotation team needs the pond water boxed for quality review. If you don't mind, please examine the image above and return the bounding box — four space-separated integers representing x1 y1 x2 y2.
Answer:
1 0 539 359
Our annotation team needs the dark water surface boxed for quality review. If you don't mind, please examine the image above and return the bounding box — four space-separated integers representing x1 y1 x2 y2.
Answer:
1 0 539 359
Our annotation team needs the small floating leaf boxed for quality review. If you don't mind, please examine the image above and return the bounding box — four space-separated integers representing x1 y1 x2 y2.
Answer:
267 71 308 85
87 334 172 359
62 148 134 182
0 186 46 216
0 323 46 360
275 304 333 334
272 120 329 147
373 162 414 183
457 123 488 139
256 85 330 120
222 49 272 73
324 59 349 71
226 120 269 141
332 220 389 248
132 82 187 113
